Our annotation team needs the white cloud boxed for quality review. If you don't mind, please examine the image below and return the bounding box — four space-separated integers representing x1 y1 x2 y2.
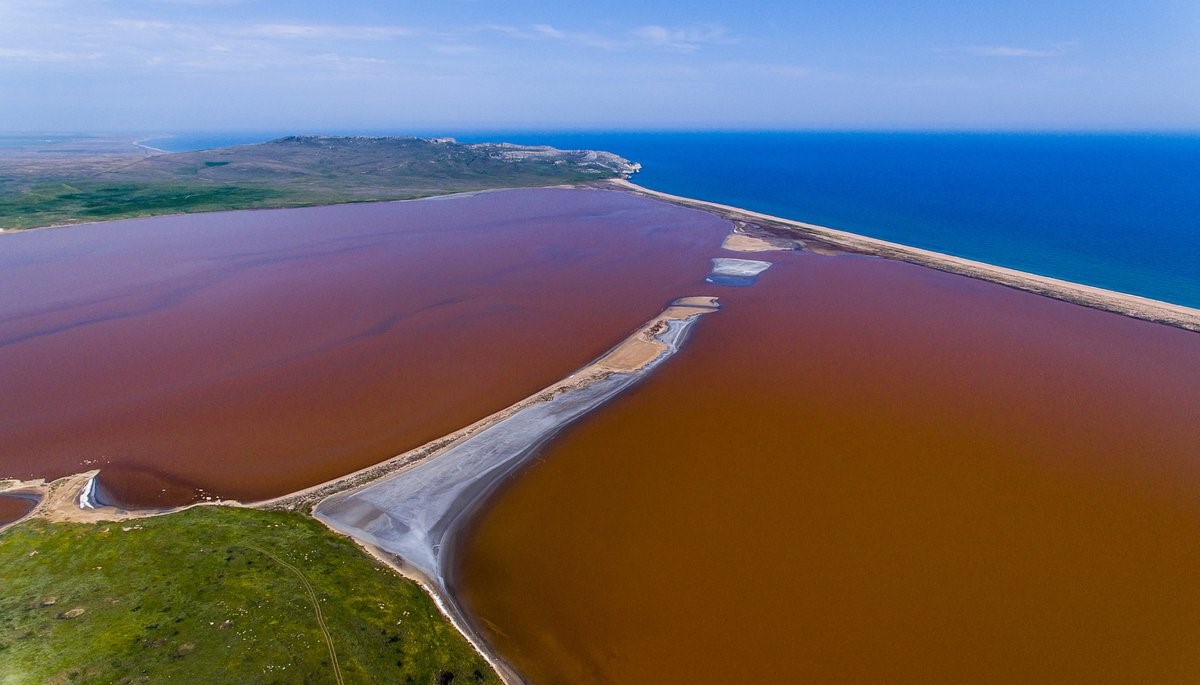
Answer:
109 19 175 32
530 24 565 40
243 24 414 40
629 24 731 52
953 45 1068 59
0 47 103 62
490 23 613 49
492 22 733 53
314 52 390 66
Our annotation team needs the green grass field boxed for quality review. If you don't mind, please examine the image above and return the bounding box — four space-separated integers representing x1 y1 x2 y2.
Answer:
0 183 297 229
0 135 634 230
0 507 499 685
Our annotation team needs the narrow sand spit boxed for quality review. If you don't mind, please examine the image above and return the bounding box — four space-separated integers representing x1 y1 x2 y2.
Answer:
306 298 718 684
608 179 1200 331
309 299 715 563
3 297 719 549
253 297 719 514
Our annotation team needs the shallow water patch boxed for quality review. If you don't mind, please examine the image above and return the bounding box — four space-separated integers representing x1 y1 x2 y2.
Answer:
705 257 772 286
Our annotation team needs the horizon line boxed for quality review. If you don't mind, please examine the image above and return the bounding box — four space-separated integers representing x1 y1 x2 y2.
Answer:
4 126 1200 138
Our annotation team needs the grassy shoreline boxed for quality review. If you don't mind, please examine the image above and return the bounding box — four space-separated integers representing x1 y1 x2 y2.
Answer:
0 506 501 685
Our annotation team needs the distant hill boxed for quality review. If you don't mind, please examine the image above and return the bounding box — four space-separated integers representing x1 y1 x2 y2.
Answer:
0 136 640 230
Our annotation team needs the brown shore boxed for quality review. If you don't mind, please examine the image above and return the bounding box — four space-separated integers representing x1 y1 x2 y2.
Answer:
607 178 1200 332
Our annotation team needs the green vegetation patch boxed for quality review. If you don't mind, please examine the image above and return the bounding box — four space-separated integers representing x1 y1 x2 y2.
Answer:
0 136 635 230
0 507 499 685
0 183 293 229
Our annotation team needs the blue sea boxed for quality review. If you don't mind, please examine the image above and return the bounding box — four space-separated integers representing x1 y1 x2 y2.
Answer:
145 131 1200 308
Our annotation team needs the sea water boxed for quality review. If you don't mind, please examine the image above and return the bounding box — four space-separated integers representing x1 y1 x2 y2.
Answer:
152 131 1200 308
464 132 1200 308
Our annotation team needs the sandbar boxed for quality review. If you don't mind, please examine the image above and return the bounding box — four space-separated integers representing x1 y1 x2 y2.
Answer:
608 179 1200 331
305 299 717 683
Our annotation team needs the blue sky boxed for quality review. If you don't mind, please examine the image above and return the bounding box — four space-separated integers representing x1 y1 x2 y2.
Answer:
1 0 1197 132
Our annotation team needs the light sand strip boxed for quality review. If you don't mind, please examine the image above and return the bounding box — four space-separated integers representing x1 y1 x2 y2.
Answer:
608 179 1200 332
309 298 718 684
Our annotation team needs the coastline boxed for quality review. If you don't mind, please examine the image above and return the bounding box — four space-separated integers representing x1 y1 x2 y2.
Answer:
5 177 1199 681
350 539 525 685
7 172 1196 332
132 137 169 154
606 179 1200 332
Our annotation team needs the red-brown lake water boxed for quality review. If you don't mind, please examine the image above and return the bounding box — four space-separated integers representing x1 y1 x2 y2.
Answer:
0 188 729 506
0 494 36 526
455 250 1200 684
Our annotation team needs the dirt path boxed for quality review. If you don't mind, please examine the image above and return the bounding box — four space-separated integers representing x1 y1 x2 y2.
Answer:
243 544 344 685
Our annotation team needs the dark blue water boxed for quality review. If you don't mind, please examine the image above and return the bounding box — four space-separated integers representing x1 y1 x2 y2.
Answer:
149 131 1200 307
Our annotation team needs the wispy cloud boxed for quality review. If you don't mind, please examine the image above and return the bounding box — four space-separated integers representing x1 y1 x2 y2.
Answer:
0 47 103 62
628 24 731 52
243 24 414 40
530 24 566 40
101 18 417 44
489 23 615 49
947 43 1074 59
313 53 392 67
492 22 734 53
0 7 732 85
431 43 481 55
109 19 175 32
146 48 395 74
